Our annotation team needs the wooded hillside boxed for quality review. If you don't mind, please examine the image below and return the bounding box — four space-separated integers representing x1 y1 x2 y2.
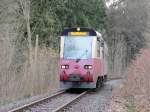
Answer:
107 0 147 76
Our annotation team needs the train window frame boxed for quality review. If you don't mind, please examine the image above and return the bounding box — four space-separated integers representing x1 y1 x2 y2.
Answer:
102 49 104 59
100 41 105 59
63 36 93 60
101 42 104 47
97 37 100 58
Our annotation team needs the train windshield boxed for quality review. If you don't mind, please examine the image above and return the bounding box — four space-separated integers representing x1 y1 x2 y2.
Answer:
63 36 93 59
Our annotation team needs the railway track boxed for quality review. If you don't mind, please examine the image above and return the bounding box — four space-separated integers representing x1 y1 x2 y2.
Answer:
9 90 87 112
107 77 123 81
8 78 122 112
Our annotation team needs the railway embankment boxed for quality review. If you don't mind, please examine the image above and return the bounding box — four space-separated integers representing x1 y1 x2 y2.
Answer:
0 79 123 112
107 40 150 112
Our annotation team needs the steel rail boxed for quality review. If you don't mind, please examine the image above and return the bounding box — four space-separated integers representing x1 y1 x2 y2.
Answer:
9 90 66 112
52 91 87 112
107 77 123 81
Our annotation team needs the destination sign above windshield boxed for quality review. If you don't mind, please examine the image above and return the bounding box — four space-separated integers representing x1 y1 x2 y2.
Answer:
61 28 97 36
69 32 89 36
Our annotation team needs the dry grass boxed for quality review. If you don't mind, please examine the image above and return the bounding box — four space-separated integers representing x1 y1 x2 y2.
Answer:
122 47 150 112
0 0 59 106
0 32 59 106
108 39 150 112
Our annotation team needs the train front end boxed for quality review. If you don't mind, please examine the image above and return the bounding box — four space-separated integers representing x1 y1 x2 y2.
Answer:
59 28 102 89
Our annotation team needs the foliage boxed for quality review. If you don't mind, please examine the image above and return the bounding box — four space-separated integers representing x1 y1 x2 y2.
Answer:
29 0 107 49
0 0 108 106
107 0 147 75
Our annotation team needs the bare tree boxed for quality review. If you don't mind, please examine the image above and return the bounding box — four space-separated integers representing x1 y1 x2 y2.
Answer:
107 0 147 77
0 0 59 105
19 0 33 74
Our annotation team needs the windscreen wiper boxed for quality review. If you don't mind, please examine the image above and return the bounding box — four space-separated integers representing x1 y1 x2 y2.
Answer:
76 50 88 63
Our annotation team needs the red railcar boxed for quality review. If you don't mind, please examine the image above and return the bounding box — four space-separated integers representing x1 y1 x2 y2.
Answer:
59 28 108 89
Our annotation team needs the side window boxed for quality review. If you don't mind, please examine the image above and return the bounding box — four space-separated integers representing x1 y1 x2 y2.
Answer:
101 42 104 59
97 39 100 57
102 49 104 59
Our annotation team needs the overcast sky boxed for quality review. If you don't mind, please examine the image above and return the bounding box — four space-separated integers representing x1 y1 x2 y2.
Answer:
106 0 119 7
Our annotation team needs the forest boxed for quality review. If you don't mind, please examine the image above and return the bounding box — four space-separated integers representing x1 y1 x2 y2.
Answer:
0 0 149 111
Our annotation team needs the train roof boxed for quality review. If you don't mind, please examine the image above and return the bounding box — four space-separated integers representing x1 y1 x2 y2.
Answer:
96 31 103 41
61 27 106 40
61 27 97 36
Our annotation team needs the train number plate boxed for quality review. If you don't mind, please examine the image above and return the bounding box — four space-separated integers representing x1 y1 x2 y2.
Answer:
69 75 81 81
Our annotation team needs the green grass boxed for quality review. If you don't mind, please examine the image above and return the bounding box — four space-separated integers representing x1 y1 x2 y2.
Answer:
127 102 136 112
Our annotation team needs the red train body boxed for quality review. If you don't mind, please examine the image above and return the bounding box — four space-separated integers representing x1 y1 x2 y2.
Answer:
59 28 108 89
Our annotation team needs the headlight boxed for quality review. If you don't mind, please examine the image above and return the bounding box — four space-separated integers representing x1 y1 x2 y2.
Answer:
61 65 69 69
84 65 92 69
